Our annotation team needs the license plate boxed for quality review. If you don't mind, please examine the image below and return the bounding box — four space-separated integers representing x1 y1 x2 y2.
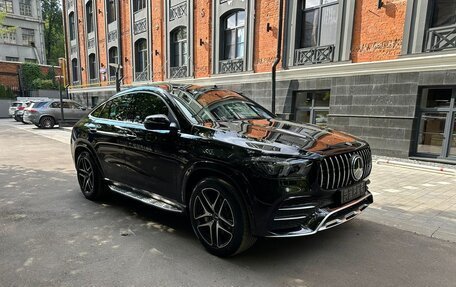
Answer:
340 182 366 204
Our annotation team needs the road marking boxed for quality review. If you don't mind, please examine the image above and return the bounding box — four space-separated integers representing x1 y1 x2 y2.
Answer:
371 191 380 196
384 189 402 193
422 183 436 187
403 186 418 190
436 181 451 185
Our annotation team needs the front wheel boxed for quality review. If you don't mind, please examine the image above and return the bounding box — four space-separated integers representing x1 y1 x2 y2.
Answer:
76 151 107 200
189 178 256 257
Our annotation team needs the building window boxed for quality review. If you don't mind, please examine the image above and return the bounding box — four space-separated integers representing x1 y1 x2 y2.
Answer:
108 47 118 80
72 58 79 83
0 0 13 13
219 10 245 74
133 0 146 13
1 26 16 44
294 0 338 65
69 12 76 41
170 27 188 78
86 1 94 33
5 56 19 62
427 0 456 51
106 0 116 24
222 10 245 60
22 28 35 46
25 58 37 63
20 0 32 16
134 39 148 81
88 53 97 81
416 88 456 159
294 90 331 128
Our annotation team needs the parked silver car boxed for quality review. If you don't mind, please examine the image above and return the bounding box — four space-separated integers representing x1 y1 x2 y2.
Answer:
23 100 90 129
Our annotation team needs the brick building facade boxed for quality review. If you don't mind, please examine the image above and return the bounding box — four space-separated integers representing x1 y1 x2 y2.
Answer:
63 0 456 163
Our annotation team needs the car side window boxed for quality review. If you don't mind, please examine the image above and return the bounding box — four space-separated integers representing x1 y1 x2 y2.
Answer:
108 95 135 122
91 103 105 118
50 102 60 108
130 93 169 124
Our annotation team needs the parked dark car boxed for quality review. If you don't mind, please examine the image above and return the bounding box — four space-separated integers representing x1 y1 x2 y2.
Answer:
71 84 373 256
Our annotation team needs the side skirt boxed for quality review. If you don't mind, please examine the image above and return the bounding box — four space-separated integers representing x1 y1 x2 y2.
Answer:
107 181 185 213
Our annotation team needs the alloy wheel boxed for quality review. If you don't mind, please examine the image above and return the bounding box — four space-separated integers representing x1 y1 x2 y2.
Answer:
77 155 94 195
43 118 52 128
193 188 235 248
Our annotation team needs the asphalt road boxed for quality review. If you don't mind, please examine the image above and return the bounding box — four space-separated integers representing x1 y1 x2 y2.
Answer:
1 119 455 287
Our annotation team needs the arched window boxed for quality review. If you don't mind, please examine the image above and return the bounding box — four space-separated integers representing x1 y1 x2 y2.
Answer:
106 0 116 24
69 12 75 41
71 58 78 83
135 39 148 80
88 53 96 80
222 10 245 60
108 47 118 78
171 27 187 68
86 1 94 33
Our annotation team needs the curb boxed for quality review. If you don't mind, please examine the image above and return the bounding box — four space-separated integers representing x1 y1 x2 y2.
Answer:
376 159 456 175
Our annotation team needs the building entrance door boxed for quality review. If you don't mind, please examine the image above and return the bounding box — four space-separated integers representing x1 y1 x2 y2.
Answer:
416 87 456 161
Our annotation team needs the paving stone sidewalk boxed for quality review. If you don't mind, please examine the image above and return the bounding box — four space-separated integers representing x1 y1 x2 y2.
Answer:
362 162 456 243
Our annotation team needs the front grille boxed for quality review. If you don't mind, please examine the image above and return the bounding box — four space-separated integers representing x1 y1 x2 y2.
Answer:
319 147 372 190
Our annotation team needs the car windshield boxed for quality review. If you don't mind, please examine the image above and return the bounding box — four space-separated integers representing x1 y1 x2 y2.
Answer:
170 88 273 125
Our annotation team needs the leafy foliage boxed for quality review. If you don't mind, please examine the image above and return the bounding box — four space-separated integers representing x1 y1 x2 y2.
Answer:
42 0 64 66
22 63 58 91
0 12 16 36
0 84 14 99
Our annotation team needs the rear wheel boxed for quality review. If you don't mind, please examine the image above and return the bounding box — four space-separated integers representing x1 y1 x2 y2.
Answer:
76 151 107 200
189 178 256 257
40 116 55 129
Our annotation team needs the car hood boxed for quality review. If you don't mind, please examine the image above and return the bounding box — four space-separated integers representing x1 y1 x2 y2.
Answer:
192 119 368 157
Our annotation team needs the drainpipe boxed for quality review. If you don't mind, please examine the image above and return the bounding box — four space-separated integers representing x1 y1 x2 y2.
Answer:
271 0 284 115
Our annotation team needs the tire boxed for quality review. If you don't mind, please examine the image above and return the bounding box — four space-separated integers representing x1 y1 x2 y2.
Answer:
39 116 55 129
76 151 107 200
14 115 21 122
189 178 256 257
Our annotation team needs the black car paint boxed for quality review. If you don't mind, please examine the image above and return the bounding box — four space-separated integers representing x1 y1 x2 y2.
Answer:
71 85 372 236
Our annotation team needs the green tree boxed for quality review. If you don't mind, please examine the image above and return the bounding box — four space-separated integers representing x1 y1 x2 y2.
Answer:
0 12 16 36
42 0 65 66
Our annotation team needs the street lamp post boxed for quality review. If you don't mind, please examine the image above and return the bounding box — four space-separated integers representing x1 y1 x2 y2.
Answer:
55 75 65 124
109 63 123 93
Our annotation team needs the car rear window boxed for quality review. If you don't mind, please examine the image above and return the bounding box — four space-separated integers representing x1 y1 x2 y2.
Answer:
34 102 48 108
11 103 22 107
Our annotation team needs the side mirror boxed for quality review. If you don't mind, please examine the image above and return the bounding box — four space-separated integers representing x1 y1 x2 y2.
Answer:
144 114 176 131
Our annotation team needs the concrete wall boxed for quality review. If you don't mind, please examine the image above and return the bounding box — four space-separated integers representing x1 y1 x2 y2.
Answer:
0 99 13 118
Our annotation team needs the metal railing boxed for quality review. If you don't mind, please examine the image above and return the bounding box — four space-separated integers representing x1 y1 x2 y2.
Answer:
426 24 456 52
89 78 99 85
170 66 188 78
169 1 187 21
134 18 147 35
294 45 335 66
219 59 244 74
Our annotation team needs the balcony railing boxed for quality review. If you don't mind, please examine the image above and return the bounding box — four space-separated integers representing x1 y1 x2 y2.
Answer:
426 24 456 52
88 38 95 49
134 18 147 35
72 80 80 86
169 2 187 21
294 45 335 66
135 70 149 82
89 78 99 85
108 30 117 43
170 66 188 78
219 59 244 74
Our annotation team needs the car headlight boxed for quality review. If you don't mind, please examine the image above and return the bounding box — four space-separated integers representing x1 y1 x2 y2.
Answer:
251 156 313 178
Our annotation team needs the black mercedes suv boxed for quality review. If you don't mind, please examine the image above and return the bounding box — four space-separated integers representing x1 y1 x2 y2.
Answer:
71 84 373 256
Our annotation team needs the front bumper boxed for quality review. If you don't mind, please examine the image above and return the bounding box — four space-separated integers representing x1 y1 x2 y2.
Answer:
265 191 373 238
